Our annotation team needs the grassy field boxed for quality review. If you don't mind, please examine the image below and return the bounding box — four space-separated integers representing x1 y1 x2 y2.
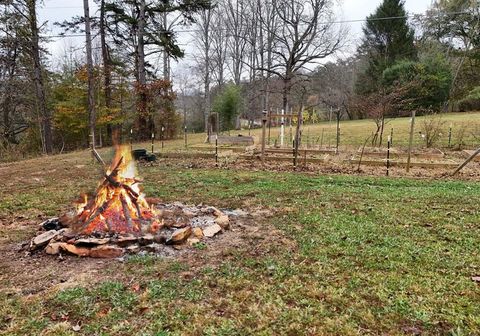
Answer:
235 111 480 149
127 112 480 153
1 149 479 335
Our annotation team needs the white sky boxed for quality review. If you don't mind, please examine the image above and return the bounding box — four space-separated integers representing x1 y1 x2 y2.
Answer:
40 0 435 75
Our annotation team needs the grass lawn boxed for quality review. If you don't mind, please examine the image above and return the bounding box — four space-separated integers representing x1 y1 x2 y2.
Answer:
125 112 480 154
1 150 479 335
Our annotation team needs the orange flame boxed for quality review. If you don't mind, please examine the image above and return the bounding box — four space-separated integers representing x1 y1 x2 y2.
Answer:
74 145 158 235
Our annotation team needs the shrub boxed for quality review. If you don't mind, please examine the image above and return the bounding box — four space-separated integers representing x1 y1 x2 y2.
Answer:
458 86 480 112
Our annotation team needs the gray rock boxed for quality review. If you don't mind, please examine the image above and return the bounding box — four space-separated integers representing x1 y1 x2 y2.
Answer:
30 230 59 250
203 224 222 238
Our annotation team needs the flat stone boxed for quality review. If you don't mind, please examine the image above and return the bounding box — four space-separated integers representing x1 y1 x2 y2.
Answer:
192 227 204 238
215 215 230 229
203 224 222 238
45 242 62 255
59 243 91 257
138 234 154 245
75 237 110 246
168 227 192 244
182 210 197 218
153 234 168 244
31 230 59 250
170 220 189 228
125 244 140 254
145 243 163 253
187 238 200 246
210 207 224 216
58 228 76 240
116 235 138 247
90 245 124 258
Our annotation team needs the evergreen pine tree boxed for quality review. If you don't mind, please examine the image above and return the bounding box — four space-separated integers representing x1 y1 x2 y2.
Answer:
356 0 416 94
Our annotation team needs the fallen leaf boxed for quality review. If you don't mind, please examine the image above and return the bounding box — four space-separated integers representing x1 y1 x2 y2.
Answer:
471 276 480 282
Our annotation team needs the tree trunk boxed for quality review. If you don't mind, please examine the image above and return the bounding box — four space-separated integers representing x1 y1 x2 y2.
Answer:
100 0 113 143
202 10 212 133
27 0 53 154
84 0 96 150
163 12 170 81
136 0 151 139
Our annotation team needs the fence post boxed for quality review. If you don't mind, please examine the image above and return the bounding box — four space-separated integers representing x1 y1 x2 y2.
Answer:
386 136 391 176
261 110 268 162
406 111 416 173
151 132 154 153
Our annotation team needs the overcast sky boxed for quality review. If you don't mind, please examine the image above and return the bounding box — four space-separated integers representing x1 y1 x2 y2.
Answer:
40 0 435 75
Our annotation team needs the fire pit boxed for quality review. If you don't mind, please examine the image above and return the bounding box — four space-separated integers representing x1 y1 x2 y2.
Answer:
28 145 242 258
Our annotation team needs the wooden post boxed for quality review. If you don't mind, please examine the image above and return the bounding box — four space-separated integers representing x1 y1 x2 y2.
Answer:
390 128 393 146
130 128 133 151
184 125 187 149
335 110 340 154
386 136 391 176
293 104 303 168
261 110 267 162
151 132 154 153
452 147 480 176
448 125 452 148
215 135 218 167
292 139 296 168
161 126 165 149
406 110 416 173
357 134 372 172
280 108 285 147
267 109 271 145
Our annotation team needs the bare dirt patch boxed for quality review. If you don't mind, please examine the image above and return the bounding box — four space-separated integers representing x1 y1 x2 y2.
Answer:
0 207 292 297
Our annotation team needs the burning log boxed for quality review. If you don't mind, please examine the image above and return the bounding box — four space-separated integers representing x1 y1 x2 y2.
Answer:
71 145 156 235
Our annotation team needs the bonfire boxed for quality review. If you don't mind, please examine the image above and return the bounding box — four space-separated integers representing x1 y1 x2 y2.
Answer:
28 145 239 258
72 145 160 235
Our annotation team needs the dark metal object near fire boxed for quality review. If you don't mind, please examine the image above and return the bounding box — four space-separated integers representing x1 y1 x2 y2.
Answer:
41 217 64 231
132 149 156 162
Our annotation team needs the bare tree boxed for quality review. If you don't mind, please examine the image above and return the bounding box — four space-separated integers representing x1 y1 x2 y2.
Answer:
256 0 278 111
210 9 228 88
312 58 358 120
193 7 213 132
224 0 249 85
261 0 344 115
421 113 446 148
353 86 410 146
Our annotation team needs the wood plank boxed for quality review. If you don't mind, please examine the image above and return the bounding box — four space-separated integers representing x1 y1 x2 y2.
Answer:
346 159 458 169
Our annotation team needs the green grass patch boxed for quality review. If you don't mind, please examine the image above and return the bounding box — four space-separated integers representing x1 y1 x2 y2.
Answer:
1 168 480 335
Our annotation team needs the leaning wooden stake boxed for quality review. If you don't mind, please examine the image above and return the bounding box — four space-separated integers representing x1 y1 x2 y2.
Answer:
452 147 480 176
357 134 372 172
406 110 416 173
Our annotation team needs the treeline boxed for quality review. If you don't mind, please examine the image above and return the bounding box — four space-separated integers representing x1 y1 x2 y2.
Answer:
187 0 479 127
0 0 478 158
0 0 211 159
